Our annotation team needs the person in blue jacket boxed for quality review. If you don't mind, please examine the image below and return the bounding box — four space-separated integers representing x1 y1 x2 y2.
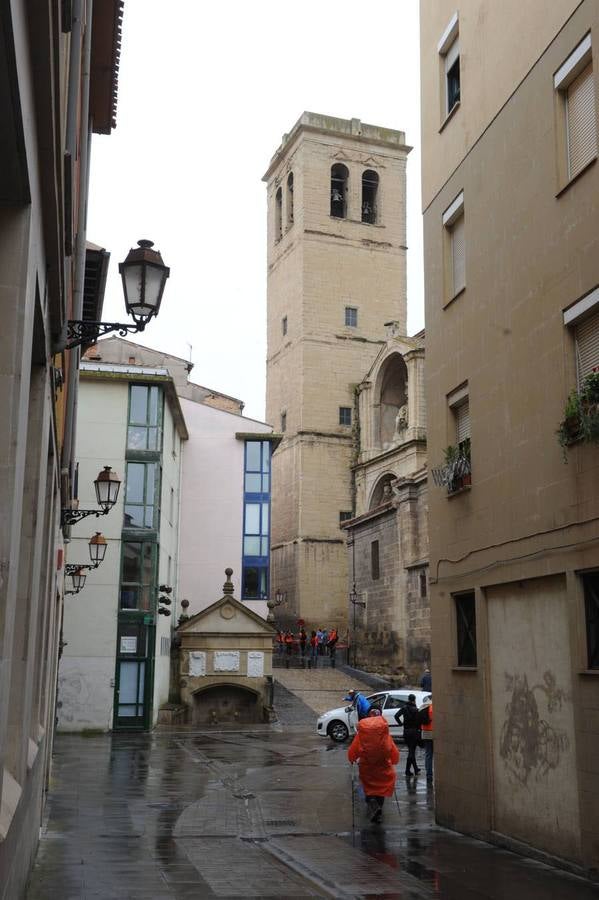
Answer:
344 689 371 720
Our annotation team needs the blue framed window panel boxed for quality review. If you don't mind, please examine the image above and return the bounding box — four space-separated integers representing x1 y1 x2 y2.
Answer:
242 440 271 599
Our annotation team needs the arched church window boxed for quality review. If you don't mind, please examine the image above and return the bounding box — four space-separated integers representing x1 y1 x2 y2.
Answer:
369 474 396 510
361 170 379 224
275 187 283 242
287 172 294 227
330 164 349 218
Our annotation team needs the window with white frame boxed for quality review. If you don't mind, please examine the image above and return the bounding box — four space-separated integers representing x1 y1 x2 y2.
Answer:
563 286 599 387
443 191 465 300
448 383 470 450
438 12 460 119
554 34 597 182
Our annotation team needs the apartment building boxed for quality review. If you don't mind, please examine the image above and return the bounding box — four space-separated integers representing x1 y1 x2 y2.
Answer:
421 0 599 874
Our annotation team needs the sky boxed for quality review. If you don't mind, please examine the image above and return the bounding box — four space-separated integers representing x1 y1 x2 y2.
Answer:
88 0 422 422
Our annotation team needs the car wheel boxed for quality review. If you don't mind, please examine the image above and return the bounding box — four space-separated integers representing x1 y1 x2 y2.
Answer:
328 720 349 742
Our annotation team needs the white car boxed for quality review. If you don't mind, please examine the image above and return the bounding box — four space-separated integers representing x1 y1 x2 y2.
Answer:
316 689 432 743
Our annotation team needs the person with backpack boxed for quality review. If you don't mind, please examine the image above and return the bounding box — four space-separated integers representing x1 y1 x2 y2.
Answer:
347 709 400 823
420 696 434 783
394 694 421 776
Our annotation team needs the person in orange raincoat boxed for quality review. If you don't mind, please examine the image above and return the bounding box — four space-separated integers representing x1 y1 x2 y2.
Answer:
347 709 400 823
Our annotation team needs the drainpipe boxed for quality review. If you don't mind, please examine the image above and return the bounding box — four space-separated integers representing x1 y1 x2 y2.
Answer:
61 0 93 502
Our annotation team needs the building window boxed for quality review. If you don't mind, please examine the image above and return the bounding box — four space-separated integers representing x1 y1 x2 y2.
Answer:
242 440 271 600
419 569 428 599
339 510 353 525
123 461 159 529
361 170 379 224
371 540 380 580
563 287 599 391
127 385 162 450
443 191 465 300
438 12 460 119
281 410 287 433
330 163 348 218
455 591 477 666
345 306 358 327
275 186 283 242
554 35 597 182
286 172 294 227
120 541 155 611
339 406 352 426
169 487 174 525
454 397 470 448
282 315 288 336
582 572 599 669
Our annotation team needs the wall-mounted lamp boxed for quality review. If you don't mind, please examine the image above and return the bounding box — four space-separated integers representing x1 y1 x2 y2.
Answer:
266 589 287 623
66 240 170 350
65 567 87 595
61 467 121 527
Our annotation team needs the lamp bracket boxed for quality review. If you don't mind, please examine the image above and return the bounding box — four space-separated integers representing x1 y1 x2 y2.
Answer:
66 319 147 351
61 507 109 528
64 563 99 575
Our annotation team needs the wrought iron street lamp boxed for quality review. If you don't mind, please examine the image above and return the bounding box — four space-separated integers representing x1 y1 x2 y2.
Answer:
65 568 87 594
266 589 287 624
349 584 366 668
61 466 121 527
88 532 107 565
66 240 170 350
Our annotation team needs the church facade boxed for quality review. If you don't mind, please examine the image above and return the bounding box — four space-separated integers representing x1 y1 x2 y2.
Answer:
343 326 429 679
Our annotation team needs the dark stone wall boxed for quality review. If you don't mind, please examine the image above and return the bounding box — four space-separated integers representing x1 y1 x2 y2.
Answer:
349 491 430 682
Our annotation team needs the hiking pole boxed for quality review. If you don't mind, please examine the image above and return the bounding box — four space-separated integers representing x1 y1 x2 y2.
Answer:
393 783 402 818
350 763 356 847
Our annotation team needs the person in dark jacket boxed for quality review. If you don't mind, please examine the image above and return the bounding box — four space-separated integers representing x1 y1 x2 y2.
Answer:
420 668 432 692
394 694 421 776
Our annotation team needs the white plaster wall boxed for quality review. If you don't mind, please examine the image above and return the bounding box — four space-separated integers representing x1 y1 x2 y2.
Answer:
58 379 127 730
179 402 270 618
153 398 182 721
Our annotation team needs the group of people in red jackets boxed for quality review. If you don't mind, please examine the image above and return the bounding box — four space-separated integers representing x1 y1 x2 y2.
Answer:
275 626 339 661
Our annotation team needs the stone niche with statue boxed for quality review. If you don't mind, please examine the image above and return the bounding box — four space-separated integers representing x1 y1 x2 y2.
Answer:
176 568 276 725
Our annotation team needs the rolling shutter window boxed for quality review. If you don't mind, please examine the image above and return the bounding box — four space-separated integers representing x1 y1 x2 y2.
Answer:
567 62 597 179
455 399 470 444
451 214 465 295
575 307 599 386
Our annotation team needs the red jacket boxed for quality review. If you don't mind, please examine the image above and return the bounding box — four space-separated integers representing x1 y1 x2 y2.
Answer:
347 716 399 797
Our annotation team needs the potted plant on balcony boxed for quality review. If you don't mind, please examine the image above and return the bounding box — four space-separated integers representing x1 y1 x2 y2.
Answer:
459 437 472 486
580 370 599 441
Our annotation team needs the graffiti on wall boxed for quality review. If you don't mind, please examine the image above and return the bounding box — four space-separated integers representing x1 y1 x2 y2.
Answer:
499 670 569 785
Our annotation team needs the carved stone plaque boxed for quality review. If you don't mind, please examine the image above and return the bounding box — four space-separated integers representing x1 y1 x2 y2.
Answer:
247 651 264 677
189 651 206 677
214 650 240 672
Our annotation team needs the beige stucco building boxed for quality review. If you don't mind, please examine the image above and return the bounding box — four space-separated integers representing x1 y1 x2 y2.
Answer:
421 0 599 875
264 113 410 629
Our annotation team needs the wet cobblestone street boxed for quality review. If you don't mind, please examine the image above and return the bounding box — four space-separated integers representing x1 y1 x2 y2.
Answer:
27 685 599 899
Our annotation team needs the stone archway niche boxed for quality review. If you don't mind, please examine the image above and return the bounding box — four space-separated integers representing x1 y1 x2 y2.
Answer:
378 354 408 448
192 683 261 725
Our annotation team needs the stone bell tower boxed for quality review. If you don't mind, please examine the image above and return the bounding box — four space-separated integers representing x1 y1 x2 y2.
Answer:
263 112 410 629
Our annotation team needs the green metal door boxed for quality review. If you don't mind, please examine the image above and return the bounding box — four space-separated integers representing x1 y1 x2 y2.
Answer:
114 617 153 730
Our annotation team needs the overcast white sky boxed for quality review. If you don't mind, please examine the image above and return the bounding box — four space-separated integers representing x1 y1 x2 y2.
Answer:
88 0 422 422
